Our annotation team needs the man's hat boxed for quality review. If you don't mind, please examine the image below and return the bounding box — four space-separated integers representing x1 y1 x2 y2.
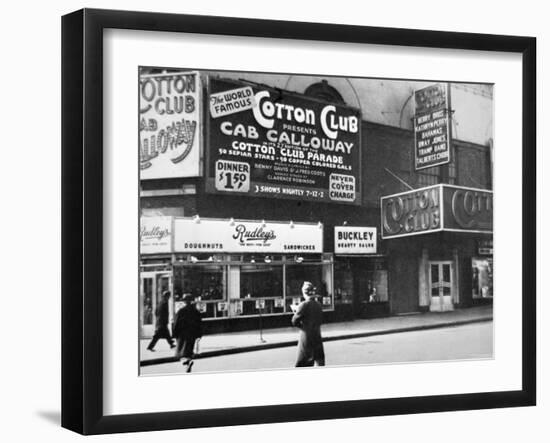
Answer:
302 281 314 291
182 293 195 303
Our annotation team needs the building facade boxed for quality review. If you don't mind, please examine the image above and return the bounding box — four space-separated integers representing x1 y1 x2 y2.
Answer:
139 69 493 337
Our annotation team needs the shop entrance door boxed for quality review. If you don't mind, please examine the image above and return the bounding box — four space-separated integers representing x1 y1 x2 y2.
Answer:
140 271 172 338
429 261 454 312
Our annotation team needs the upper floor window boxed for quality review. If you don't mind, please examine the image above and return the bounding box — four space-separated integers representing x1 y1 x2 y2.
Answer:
304 80 346 105
416 146 457 186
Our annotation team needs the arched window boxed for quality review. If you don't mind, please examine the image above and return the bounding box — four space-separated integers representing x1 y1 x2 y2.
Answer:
304 80 346 105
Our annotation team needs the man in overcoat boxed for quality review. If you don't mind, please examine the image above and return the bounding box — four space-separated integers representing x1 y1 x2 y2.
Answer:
291 281 325 367
172 293 203 373
147 290 175 351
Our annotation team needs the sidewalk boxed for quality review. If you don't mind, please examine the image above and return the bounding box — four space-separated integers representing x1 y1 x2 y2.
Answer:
140 305 492 366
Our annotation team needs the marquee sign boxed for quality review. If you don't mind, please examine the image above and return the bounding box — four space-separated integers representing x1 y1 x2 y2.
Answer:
139 71 202 179
442 186 492 232
206 78 361 204
381 185 492 239
414 83 451 170
173 218 323 253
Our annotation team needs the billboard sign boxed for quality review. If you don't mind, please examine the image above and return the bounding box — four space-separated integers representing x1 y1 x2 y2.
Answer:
414 83 451 170
206 78 361 204
381 185 493 239
139 71 202 179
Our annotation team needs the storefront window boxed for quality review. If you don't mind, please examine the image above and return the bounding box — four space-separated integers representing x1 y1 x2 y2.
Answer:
366 269 389 302
472 258 493 299
286 257 333 310
334 259 388 304
142 278 153 325
171 254 334 319
239 263 284 315
334 261 354 305
175 264 228 318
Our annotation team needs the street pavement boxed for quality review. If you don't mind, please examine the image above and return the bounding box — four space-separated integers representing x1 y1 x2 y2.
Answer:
140 305 492 366
141 322 493 375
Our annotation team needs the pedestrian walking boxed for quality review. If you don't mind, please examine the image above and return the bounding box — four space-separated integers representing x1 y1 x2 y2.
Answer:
291 281 325 367
172 293 203 373
147 290 175 351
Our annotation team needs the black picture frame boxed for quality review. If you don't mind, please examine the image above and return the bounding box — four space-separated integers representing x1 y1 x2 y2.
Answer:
61 8 536 435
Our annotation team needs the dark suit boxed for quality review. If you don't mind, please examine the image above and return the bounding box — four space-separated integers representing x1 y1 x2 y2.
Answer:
291 298 325 367
172 304 203 360
147 299 174 350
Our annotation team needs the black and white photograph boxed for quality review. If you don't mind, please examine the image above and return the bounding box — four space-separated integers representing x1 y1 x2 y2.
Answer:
2 0 546 441
138 68 494 376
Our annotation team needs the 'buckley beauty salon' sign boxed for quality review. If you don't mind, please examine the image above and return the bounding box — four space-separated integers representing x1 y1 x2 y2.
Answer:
334 227 377 254
381 184 492 239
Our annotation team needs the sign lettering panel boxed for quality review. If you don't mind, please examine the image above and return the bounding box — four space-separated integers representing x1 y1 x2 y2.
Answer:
381 185 493 238
206 78 361 204
173 218 323 253
139 71 202 179
140 216 172 253
414 84 451 170
334 227 377 254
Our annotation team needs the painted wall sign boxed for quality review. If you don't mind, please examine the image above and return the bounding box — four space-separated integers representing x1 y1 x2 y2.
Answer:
414 83 451 170
139 71 202 179
381 185 493 239
334 227 377 254
173 218 323 253
206 78 361 204
140 216 172 253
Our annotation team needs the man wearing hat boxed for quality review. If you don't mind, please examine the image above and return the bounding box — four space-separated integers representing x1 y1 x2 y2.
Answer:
291 281 325 367
147 290 175 352
172 293 203 372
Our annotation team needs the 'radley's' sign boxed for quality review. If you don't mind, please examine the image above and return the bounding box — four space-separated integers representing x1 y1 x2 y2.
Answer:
140 217 173 253
173 218 323 253
381 184 492 239
233 224 276 244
